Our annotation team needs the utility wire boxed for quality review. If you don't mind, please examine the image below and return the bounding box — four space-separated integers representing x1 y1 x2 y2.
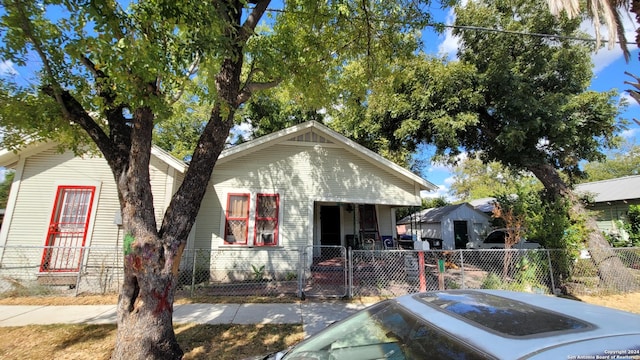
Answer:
265 7 635 46
439 23 635 46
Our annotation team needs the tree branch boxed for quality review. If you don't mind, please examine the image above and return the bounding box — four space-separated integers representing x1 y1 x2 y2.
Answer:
237 80 280 105
11 1 71 119
170 53 201 105
239 0 270 43
77 56 132 152
41 86 121 163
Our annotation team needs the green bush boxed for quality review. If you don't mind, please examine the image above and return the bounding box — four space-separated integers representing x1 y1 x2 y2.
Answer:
481 273 506 290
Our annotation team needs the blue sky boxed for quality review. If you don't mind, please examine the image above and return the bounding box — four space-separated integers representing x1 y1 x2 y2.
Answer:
417 6 640 200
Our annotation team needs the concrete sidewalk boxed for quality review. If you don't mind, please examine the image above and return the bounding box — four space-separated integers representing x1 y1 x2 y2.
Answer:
0 302 372 336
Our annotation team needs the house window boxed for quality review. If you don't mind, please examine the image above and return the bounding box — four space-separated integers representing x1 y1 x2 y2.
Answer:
41 186 96 272
224 194 249 245
255 194 279 246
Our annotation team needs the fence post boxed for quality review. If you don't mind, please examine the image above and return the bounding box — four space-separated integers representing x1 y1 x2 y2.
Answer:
348 247 353 298
297 247 304 299
190 249 197 298
546 249 556 295
460 250 465 289
114 245 121 290
74 246 87 297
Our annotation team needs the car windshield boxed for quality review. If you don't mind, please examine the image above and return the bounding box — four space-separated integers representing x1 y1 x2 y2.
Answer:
282 301 489 360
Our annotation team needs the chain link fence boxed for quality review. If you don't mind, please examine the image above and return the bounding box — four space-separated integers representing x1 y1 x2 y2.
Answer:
176 248 303 298
1 245 639 299
0 246 123 297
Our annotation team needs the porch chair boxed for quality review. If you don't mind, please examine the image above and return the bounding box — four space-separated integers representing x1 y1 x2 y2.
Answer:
382 236 397 250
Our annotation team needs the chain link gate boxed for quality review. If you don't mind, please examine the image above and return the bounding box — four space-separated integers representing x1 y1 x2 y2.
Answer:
300 245 347 298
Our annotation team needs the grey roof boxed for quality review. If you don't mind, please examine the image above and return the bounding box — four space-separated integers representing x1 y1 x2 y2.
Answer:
397 204 467 224
469 197 496 213
574 175 640 203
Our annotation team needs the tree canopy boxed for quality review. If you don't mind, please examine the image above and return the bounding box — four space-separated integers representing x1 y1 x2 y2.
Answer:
581 142 640 182
0 170 14 209
356 0 625 191
449 155 542 202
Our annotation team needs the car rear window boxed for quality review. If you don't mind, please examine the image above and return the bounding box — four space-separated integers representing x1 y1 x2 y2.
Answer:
484 231 505 244
417 291 592 337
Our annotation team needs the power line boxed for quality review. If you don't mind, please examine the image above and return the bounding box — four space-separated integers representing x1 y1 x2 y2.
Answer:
439 23 635 46
264 7 635 46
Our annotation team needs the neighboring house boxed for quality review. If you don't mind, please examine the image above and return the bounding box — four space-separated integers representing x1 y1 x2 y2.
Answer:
396 203 491 250
469 197 497 215
575 175 640 233
0 121 436 285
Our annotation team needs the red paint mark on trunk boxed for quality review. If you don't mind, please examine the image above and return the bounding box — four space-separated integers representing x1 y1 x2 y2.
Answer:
153 282 172 315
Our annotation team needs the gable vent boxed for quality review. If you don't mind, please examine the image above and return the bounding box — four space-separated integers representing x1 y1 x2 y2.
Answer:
288 131 333 144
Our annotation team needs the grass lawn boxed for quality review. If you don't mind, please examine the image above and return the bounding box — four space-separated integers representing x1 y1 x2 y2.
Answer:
0 323 303 360
0 292 638 359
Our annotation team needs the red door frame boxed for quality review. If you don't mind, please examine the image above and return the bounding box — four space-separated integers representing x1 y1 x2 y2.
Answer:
40 185 96 272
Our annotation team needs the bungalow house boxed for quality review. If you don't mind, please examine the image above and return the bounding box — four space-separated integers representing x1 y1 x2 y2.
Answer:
397 203 491 249
0 121 436 286
575 175 640 233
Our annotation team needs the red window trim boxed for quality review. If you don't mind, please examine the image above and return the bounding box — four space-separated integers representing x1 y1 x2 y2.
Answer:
224 193 250 245
254 193 279 247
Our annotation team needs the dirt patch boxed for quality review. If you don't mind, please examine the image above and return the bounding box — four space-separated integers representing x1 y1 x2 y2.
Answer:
2 292 640 314
0 293 301 305
575 293 640 314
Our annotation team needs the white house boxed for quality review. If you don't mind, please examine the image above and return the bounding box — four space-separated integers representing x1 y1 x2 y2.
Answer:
397 203 491 249
0 121 436 285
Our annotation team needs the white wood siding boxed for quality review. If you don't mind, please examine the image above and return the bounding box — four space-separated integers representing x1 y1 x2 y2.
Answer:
404 205 490 250
196 141 422 270
2 147 177 271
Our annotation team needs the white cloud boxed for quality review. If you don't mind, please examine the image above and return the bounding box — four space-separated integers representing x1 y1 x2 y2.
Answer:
421 175 460 202
621 127 639 139
620 91 639 108
421 184 449 199
230 122 254 142
437 9 460 59
427 162 450 172
581 10 637 73
0 60 17 76
443 175 456 186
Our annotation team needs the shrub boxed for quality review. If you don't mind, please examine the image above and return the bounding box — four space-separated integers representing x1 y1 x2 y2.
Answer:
481 273 506 290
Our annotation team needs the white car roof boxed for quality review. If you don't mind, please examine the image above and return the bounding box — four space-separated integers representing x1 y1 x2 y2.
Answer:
393 289 640 359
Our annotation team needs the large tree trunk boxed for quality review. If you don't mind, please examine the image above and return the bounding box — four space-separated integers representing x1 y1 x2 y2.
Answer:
112 237 183 359
110 110 236 359
528 163 638 292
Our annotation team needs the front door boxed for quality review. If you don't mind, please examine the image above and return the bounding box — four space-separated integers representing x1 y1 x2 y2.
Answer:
41 186 96 272
320 206 341 247
454 220 469 249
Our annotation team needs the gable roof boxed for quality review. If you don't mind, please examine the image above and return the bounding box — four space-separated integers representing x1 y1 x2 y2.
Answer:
0 121 435 191
0 141 187 173
397 203 486 224
217 121 437 191
574 175 640 203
